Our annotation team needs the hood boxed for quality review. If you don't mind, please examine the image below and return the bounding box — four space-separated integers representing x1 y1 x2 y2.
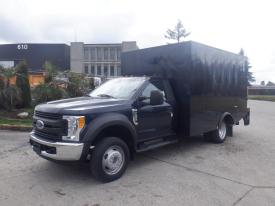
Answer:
35 96 130 115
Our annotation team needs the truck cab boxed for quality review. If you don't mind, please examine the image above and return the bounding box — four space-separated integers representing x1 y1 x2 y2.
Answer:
30 77 179 182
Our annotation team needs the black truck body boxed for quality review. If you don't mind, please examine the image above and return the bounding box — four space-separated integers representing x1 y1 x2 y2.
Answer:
30 41 250 182
122 41 249 137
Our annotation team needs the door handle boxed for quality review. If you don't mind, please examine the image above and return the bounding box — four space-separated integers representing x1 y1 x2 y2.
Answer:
169 111 174 118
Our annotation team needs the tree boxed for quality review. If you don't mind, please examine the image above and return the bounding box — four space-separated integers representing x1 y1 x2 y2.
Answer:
16 61 31 108
260 81 265 86
0 66 16 87
266 81 275 86
43 61 58 83
239 49 255 86
31 61 68 105
165 20 190 43
0 66 4 90
0 67 21 111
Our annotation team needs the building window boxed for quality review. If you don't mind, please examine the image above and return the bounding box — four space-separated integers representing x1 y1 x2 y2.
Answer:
90 48 96 60
117 48 121 60
117 65 121 76
91 65 95 75
84 64 89 74
97 48 102 60
110 65 115 76
110 48 115 60
97 64 102 75
0 61 14 68
104 65 108 76
84 48 89 60
104 48 108 60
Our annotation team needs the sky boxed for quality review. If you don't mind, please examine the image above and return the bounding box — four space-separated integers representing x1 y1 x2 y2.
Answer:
0 0 274 84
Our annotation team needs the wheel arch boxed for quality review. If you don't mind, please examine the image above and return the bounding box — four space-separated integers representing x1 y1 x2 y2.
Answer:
82 113 137 159
219 112 235 126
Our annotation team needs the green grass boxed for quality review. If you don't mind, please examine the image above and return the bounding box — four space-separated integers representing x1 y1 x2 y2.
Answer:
249 95 275 102
0 108 33 127
0 108 33 119
0 118 32 126
0 108 33 126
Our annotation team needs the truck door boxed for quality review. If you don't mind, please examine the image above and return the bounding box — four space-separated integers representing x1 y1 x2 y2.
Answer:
137 79 174 140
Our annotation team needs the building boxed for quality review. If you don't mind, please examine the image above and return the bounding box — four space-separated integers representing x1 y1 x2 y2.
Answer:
0 41 138 86
0 43 70 71
70 41 138 77
0 43 70 87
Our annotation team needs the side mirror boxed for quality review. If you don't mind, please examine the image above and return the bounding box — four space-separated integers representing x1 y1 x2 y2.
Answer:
150 90 164 105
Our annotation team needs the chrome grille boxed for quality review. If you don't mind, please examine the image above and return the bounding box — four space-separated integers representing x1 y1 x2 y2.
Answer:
34 111 62 120
33 110 66 141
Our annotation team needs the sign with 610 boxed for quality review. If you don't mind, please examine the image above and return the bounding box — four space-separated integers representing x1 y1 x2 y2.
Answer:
17 44 28 50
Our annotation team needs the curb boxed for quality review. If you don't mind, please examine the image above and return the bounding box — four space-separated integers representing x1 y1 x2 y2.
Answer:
0 124 32 132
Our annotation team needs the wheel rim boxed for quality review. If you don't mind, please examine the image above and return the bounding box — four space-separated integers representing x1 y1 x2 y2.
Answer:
102 145 125 175
218 122 227 140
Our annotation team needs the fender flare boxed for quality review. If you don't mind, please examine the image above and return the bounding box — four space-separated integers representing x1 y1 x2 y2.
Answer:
82 113 137 145
219 112 235 126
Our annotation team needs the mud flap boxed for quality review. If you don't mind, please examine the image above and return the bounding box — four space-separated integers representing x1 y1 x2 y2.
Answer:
243 109 250 126
226 125 233 137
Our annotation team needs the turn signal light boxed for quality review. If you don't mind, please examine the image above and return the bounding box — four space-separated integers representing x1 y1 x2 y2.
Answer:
78 116 85 129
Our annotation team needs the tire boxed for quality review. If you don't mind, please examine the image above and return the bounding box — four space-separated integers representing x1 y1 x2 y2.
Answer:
204 120 228 143
90 137 130 182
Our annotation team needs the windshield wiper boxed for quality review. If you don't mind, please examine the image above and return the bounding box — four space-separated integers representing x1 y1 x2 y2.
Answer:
97 94 116 98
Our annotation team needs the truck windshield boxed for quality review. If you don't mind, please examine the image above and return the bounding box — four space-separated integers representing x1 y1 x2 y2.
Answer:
89 77 146 99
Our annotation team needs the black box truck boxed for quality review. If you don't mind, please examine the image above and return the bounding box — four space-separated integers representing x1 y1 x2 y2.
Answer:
30 41 250 182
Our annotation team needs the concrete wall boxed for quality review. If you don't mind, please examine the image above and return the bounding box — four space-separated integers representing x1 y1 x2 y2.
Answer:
70 42 84 73
122 41 139 52
70 41 138 77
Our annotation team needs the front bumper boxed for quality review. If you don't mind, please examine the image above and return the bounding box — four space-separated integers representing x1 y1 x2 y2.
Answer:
29 132 84 161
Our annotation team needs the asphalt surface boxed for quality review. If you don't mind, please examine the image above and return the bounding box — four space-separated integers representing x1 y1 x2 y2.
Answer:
0 100 275 206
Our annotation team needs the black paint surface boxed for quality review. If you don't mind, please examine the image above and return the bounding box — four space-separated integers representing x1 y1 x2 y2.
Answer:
122 41 249 136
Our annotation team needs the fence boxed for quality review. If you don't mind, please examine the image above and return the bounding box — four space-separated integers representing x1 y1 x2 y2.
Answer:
248 86 275 95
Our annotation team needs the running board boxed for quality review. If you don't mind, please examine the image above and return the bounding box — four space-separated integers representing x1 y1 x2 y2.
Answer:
137 137 178 153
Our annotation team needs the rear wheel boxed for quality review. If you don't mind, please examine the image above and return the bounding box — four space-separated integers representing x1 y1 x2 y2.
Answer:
90 137 129 182
204 120 228 143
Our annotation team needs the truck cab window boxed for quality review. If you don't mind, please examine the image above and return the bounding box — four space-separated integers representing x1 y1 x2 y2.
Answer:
141 80 166 104
89 77 146 99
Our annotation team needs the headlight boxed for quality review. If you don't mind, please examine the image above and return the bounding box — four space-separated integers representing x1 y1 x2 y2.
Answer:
62 116 85 141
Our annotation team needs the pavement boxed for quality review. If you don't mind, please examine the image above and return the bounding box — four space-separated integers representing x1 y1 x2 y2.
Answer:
0 100 275 206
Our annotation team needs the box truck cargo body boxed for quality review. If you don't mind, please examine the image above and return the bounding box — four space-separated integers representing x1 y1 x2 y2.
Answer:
122 41 249 136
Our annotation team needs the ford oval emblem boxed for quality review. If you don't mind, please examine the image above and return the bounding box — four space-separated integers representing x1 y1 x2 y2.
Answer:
36 120 44 130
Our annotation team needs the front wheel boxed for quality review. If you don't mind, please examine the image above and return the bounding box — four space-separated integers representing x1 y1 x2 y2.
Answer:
90 137 130 182
204 120 228 143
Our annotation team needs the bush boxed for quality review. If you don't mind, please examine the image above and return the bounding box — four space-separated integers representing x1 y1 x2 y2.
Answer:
0 85 22 111
67 72 92 97
0 67 21 111
43 61 58 83
32 83 68 105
